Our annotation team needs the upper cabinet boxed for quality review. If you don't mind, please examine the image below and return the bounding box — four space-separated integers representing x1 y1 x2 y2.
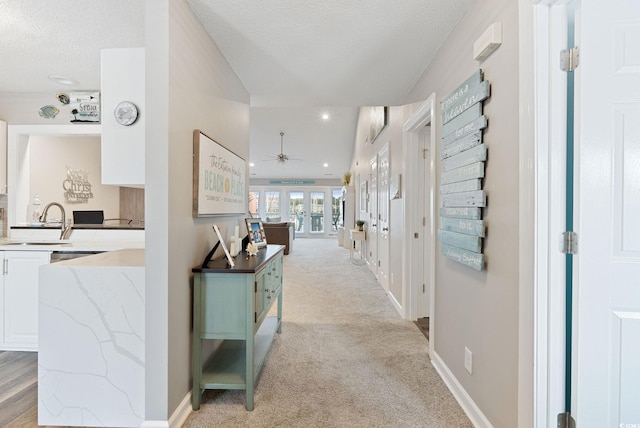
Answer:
101 48 145 186
0 120 7 194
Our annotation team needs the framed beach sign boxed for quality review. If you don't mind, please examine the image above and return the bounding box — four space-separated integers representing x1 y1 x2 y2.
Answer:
193 130 246 217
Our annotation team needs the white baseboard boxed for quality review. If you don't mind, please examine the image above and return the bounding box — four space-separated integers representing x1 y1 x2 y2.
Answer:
431 351 494 428
142 391 192 428
388 290 404 318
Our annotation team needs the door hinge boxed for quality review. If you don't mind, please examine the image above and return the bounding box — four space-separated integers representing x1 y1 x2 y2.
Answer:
422 284 426 293
561 231 578 254
255 281 257 293
557 412 575 428
423 148 428 159
560 46 580 72
423 217 426 226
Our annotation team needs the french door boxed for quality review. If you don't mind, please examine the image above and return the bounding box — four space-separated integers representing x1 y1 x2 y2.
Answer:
287 189 327 237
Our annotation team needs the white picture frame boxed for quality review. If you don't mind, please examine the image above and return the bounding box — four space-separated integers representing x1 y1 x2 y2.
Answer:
213 224 235 267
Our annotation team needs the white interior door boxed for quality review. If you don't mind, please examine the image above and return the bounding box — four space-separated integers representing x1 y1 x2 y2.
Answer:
418 128 430 317
369 155 378 277
574 1 640 425
378 144 390 292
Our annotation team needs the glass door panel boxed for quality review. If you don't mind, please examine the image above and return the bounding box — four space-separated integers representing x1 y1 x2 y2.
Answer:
309 191 324 234
331 189 342 233
288 191 305 234
264 191 281 220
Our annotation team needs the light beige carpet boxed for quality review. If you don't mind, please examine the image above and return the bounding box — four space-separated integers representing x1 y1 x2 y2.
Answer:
183 238 472 427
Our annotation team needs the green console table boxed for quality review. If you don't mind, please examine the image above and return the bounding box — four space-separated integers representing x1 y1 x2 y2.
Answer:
191 244 284 411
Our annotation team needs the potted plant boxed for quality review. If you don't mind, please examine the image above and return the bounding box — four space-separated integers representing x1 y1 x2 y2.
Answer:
356 220 365 231
342 172 352 186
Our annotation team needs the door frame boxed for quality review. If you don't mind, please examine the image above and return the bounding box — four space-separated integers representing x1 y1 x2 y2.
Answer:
402 94 437 335
519 0 570 426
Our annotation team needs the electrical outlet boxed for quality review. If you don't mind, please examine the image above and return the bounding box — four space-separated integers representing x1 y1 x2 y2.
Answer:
464 347 473 374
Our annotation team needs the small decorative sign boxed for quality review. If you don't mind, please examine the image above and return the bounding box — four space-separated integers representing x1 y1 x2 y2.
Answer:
438 69 491 271
69 91 100 123
193 130 246 217
269 180 316 185
63 166 94 204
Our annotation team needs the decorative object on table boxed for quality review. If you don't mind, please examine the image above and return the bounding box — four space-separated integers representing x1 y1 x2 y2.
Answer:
342 171 352 186
245 217 267 248
69 91 100 123
213 224 235 267
246 241 259 256
192 129 246 217
113 100 138 126
38 105 60 119
228 225 242 257
356 220 365 231
201 224 235 268
369 106 388 144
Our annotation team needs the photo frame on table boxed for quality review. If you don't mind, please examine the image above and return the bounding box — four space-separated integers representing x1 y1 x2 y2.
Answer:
245 218 267 248
213 225 235 267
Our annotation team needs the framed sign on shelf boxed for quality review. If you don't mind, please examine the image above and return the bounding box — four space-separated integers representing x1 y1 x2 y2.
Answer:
193 130 246 217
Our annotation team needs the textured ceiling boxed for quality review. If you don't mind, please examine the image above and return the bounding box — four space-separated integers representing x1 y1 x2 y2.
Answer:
0 0 471 180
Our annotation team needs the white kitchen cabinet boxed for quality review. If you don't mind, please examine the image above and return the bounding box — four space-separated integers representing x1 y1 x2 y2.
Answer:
101 48 145 186
0 120 7 193
0 250 50 350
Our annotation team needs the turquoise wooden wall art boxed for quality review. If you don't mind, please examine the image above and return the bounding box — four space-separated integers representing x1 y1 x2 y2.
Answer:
438 69 490 271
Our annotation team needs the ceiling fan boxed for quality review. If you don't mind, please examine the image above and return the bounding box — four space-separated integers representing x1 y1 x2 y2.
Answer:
264 131 301 163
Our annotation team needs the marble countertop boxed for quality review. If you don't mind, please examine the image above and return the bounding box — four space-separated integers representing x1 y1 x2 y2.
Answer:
0 238 144 252
42 248 145 267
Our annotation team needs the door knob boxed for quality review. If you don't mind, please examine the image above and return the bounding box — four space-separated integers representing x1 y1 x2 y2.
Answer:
383 227 389 231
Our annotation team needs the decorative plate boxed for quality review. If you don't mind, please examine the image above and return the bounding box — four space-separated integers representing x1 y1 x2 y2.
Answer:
113 101 138 126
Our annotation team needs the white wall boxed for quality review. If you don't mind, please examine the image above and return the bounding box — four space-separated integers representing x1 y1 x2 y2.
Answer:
349 0 521 426
145 0 250 420
404 0 520 426
28 135 120 222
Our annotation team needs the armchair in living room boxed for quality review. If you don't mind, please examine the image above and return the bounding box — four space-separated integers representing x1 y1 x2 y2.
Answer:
262 221 295 255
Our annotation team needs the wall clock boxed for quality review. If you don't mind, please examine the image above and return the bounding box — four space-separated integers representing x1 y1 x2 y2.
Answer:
113 101 138 126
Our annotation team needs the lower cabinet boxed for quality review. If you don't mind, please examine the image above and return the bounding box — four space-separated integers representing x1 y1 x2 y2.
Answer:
0 250 50 350
191 244 284 411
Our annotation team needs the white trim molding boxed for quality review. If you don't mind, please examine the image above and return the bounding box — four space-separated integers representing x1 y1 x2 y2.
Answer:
431 351 494 428
402 94 437 360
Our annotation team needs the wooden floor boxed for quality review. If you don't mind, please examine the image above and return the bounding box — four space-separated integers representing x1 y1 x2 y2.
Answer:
0 351 82 428
0 351 39 427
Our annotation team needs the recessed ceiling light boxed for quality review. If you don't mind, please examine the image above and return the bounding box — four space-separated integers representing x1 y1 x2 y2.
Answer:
249 162 255 167
323 163 329 167
322 113 329 120
48 75 79 86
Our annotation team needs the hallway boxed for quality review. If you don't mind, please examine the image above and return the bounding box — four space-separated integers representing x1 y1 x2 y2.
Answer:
184 238 470 427
0 239 469 427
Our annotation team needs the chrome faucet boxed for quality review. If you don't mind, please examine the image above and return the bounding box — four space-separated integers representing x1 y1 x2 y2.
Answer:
39 202 72 240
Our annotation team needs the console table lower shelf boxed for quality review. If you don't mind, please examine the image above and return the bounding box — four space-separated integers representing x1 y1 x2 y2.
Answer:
191 244 284 411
